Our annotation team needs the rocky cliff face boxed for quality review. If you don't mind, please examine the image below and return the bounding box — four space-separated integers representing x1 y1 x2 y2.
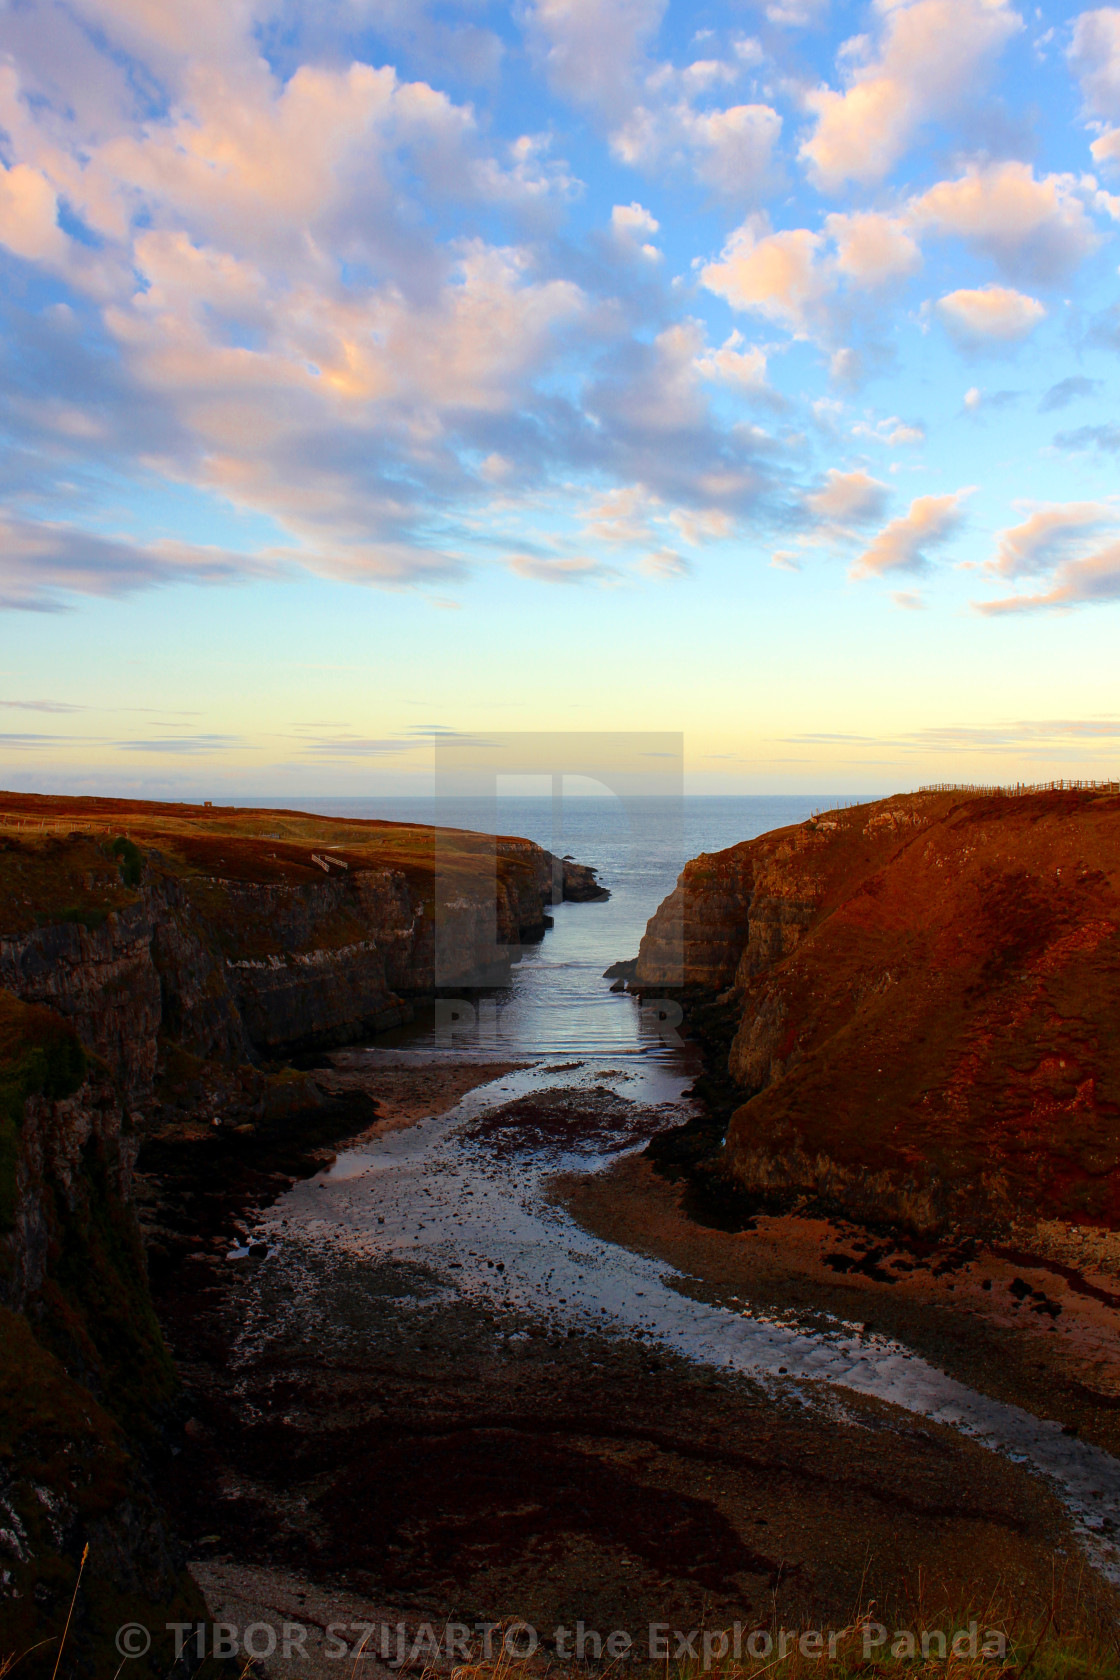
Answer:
0 992 200 1666
0 817 600 1086
636 790 1120 1236
0 794 607 1669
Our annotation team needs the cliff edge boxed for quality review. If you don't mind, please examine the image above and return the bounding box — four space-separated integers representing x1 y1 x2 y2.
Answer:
635 788 1120 1236
0 792 605 1671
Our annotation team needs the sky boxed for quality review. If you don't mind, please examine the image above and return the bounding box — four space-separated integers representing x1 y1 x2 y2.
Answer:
1 0 1120 797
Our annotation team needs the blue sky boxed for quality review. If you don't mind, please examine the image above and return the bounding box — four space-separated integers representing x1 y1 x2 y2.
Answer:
1 0 1119 795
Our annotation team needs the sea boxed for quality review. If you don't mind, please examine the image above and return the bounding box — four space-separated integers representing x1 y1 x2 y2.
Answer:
255 794 865 1058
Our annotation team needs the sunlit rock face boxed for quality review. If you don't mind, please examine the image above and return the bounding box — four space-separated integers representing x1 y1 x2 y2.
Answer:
637 789 1120 1235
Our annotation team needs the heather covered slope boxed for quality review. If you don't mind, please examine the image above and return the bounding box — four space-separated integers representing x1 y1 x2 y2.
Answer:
636 788 1120 1234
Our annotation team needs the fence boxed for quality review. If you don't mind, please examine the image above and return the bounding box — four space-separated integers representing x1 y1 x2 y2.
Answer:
917 779 1120 796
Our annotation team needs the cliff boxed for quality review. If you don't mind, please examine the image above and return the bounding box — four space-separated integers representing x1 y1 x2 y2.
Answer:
635 789 1120 1236
0 794 607 1078
0 792 606 1670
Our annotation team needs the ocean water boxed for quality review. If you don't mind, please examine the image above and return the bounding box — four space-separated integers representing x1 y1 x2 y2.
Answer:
293 794 863 1056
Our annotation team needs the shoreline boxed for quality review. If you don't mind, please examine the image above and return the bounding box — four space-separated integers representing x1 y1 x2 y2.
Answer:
143 1057 1120 1661
559 1154 1120 1462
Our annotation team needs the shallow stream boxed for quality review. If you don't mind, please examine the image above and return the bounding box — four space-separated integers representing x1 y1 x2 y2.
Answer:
256 796 1120 1585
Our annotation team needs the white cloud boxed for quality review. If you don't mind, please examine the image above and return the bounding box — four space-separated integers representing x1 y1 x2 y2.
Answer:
693 330 769 390
701 221 827 335
523 0 666 118
936 284 1046 342
638 547 691 577
851 490 971 578
825 210 921 284
911 161 1098 283
582 483 661 544
701 208 922 348
610 201 662 259
0 162 69 264
510 553 620 584
1091 127 1120 169
988 502 1118 576
1070 8 1120 120
807 468 889 526
669 507 735 543
851 416 925 446
978 541 1120 611
0 513 286 610
682 103 783 195
524 0 780 197
800 0 1022 191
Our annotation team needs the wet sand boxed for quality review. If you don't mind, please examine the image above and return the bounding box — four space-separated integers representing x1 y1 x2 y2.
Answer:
559 1154 1120 1460
146 1059 1120 1655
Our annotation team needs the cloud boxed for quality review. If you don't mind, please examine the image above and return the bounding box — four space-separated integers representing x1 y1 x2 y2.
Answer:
988 502 1117 576
976 498 1120 609
638 547 691 577
525 0 781 198
0 162 68 264
1053 423 1120 452
799 0 1021 191
1070 8 1120 120
911 161 1098 283
298 736 412 757
116 735 244 753
978 541 1120 611
850 490 971 578
851 416 925 446
936 284 1046 343
1091 127 1120 170
611 92 783 198
523 0 667 119
510 554 620 584
0 698 85 713
610 201 662 260
806 468 889 527
1039 375 1102 411
582 483 661 545
824 211 922 285
693 330 770 391
0 732 90 749
0 514 282 610
702 222 827 335
963 385 1021 412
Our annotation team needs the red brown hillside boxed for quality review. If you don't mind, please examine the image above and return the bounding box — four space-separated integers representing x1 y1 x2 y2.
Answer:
636 787 1120 1235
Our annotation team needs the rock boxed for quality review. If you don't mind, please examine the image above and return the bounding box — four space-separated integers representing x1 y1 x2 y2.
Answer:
637 788 1120 1236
